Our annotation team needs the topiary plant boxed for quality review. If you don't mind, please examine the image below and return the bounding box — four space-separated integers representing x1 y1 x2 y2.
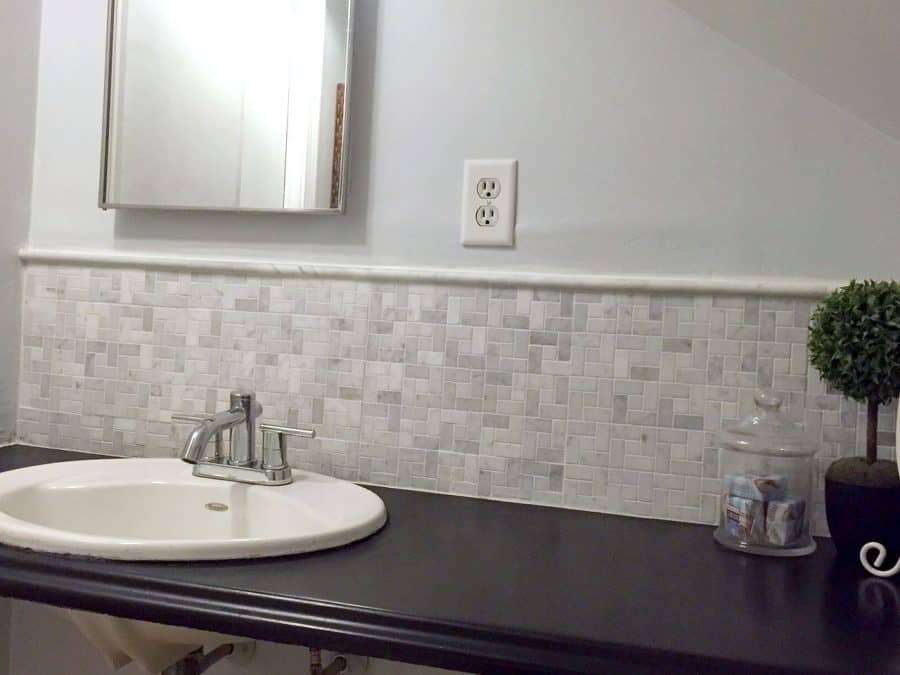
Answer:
808 280 900 484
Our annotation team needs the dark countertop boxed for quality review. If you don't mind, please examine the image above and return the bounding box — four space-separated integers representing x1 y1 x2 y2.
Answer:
0 445 896 674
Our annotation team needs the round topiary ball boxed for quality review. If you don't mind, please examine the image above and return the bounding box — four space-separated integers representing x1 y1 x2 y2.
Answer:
808 279 900 406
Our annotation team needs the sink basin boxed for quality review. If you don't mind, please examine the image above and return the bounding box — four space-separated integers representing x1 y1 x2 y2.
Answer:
0 458 387 560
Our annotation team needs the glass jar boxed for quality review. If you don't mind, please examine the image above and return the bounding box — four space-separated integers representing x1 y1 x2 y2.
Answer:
714 391 819 557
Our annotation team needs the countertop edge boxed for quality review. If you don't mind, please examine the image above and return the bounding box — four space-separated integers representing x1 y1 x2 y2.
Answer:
0 548 805 675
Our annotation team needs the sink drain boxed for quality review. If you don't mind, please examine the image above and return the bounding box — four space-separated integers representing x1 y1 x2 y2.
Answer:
205 502 229 512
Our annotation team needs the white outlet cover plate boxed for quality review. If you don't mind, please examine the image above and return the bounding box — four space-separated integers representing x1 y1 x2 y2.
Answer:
461 159 517 247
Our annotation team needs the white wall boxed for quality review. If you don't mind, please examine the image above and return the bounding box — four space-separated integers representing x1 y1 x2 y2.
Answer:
0 0 43 669
26 0 900 280
0 0 42 445
671 0 900 143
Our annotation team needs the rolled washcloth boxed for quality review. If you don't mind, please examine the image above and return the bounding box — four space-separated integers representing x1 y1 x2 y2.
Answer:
725 473 786 502
724 495 766 543
766 498 806 546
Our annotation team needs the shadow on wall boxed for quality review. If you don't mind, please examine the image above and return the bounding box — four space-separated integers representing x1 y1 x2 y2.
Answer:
112 0 380 253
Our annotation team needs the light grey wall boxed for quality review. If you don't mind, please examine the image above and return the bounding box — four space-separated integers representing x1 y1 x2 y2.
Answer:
671 0 900 142
0 0 44 669
0 0 42 443
27 0 900 279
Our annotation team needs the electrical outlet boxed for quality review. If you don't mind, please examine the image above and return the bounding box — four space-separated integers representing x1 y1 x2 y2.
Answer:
475 205 498 227
477 178 500 200
461 159 517 247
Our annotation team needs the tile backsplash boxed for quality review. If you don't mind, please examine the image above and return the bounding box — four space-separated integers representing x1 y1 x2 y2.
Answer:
17 264 897 535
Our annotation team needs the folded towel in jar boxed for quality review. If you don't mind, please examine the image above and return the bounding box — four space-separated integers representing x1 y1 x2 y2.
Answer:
724 495 766 543
765 498 806 546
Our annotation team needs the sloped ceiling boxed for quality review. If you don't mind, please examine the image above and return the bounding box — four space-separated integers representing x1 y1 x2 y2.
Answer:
670 0 900 142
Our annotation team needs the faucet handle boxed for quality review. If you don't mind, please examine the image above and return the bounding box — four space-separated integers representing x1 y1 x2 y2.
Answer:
259 423 316 472
171 413 225 462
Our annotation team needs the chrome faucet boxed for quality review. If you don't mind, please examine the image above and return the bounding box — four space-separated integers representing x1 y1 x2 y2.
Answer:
181 391 256 465
172 390 315 486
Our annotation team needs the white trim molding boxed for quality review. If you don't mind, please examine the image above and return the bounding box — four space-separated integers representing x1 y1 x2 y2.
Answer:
19 247 843 298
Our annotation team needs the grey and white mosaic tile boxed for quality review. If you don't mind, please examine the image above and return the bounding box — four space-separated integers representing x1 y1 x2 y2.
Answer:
17 264 898 535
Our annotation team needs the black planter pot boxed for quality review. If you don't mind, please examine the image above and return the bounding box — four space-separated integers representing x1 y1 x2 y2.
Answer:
825 476 900 559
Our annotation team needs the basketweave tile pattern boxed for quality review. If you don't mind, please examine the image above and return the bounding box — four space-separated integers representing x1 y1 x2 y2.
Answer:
17 264 898 536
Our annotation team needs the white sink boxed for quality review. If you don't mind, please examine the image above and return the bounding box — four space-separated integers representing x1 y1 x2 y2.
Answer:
0 458 387 560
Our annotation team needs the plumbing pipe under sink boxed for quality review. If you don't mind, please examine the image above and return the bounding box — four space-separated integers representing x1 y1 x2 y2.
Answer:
62 608 252 674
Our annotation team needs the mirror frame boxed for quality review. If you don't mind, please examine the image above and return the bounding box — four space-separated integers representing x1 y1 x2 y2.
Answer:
98 0 355 214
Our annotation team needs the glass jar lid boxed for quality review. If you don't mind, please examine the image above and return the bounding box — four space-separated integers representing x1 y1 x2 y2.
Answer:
718 391 818 458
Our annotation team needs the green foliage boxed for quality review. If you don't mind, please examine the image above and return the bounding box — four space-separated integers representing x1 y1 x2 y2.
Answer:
808 280 900 406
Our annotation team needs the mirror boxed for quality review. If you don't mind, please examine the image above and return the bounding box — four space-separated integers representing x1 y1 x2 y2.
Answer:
99 0 354 213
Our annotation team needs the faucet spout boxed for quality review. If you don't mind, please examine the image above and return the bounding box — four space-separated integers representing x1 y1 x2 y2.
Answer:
182 409 246 464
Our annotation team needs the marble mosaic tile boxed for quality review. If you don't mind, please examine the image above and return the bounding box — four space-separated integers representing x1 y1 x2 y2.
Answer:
17 263 897 536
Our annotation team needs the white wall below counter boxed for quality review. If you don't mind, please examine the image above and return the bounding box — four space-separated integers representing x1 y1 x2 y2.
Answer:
27 0 900 281
9 601 463 675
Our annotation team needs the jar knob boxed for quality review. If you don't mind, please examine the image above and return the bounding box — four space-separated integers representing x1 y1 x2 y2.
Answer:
754 390 782 410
